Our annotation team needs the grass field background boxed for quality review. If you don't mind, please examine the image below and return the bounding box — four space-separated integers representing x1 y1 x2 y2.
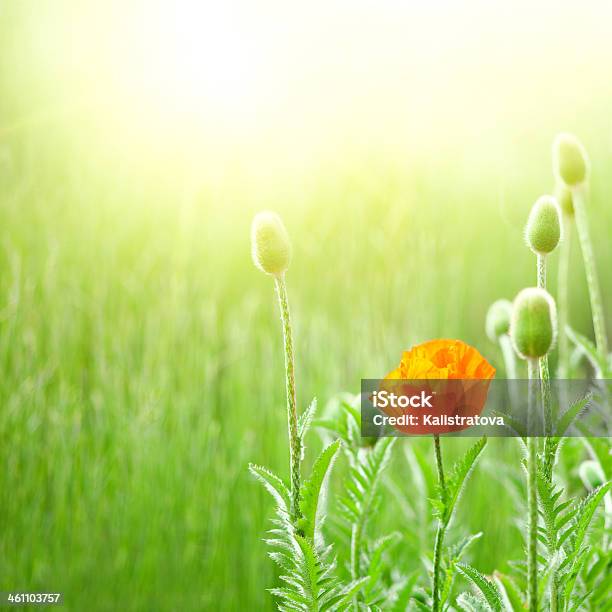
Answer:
1 2 612 610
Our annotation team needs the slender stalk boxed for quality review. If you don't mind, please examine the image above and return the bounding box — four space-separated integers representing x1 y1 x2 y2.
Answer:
274 275 301 522
557 213 572 378
432 434 446 612
572 187 608 356
550 574 558 612
537 251 560 608
536 253 546 289
432 524 446 612
527 359 539 612
536 254 552 434
434 435 447 503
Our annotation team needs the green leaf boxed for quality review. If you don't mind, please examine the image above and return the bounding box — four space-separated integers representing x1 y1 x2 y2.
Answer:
441 532 483 605
436 437 487 526
298 398 317 441
562 481 611 566
298 440 341 540
536 463 566 553
554 393 592 437
456 563 503 611
249 463 291 512
337 437 396 587
269 587 310 606
320 577 369 611
456 591 491 612
360 532 401 604
294 535 329 603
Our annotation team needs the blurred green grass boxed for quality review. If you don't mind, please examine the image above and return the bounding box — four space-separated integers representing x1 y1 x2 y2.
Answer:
1 127 610 610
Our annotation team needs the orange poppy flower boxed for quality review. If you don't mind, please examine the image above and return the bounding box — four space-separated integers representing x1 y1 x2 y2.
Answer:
380 339 495 434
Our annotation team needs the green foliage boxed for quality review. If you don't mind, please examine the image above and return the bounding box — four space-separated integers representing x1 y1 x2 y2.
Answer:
250 464 293 514
554 393 592 437
299 399 319 446
298 440 342 541
528 464 611 610
440 532 483 605
317 396 404 608
455 591 492 612
431 437 488 527
250 443 371 611
455 563 503 611
250 398 371 611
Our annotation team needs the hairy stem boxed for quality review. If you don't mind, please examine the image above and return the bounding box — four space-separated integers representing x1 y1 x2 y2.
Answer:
527 359 539 612
432 434 446 612
572 187 608 356
536 254 553 434
275 275 301 522
550 577 558 612
557 213 572 378
537 250 559 607
536 253 546 289
432 523 446 612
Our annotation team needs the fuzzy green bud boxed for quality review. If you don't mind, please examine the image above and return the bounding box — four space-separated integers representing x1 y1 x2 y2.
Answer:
510 288 557 359
578 460 605 490
251 211 291 276
555 183 574 216
486 299 513 342
525 195 562 255
553 133 589 187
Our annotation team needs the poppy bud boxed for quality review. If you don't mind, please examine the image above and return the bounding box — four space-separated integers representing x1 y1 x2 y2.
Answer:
578 460 605 490
251 211 292 276
525 195 562 255
510 288 557 359
553 133 589 187
486 299 512 342
555 183 574 216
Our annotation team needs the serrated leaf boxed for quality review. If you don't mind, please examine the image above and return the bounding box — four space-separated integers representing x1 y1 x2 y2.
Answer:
298 440 341 540
554 393 592 437
298 398 317 441
564 481 611 564
456 563 503 611
249 463 291 511
320 577 369 610
456 591 491 612
437 437 487 526
269 587 310 606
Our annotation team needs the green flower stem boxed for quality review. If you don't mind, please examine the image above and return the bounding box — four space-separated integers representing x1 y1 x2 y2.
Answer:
527 359 539 612
432 434 446 612
538 247 559 609
536 253 546 289
536 255 552 434
557 214 572 378
274 274 301 522
572 187 608 356
550 576 558 612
